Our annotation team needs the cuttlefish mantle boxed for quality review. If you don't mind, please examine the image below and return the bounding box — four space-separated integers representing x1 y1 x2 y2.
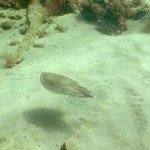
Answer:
40 72 93 98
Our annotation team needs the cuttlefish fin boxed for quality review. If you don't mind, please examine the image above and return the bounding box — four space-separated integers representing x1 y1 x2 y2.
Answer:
62 83 93 98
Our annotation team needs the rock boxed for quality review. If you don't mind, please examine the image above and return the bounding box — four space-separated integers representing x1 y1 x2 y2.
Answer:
1 21 13 30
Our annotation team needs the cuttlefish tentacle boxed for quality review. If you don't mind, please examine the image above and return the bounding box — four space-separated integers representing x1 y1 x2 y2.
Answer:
40 72 94 98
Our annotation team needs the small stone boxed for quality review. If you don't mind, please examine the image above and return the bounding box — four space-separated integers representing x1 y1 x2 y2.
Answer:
9 40 22 46
38 31 48 38
60 143 67 150
1 21 13 30
0 12 6 18
55 24 68 33
8 15 22 20
19 25 29 35
33 42 44 48
19 23 24 26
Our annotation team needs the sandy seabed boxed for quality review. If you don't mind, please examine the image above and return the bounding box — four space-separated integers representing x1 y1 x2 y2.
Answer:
0 8 150 150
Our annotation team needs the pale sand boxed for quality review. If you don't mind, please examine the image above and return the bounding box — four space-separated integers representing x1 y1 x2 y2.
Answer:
0 10 150 150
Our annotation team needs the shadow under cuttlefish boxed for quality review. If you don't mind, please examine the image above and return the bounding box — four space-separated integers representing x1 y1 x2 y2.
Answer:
23 108 71 133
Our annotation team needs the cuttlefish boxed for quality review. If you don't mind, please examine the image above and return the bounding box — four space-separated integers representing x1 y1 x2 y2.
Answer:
40 72 93 98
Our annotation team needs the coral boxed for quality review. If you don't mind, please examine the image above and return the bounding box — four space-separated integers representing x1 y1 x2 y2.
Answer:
133 3 149 20
123 3 135 18
19 0 34 8
80 0 150 35
0 0 19 9
96 19 123 35
40 0 46 6
0 50 24 67
81 1 105 21
0 0 33 9
80 1 96 21
132 0 143 6
45 0 78 16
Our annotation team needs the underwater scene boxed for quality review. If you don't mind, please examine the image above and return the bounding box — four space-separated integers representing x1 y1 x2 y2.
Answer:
0 0 150 149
